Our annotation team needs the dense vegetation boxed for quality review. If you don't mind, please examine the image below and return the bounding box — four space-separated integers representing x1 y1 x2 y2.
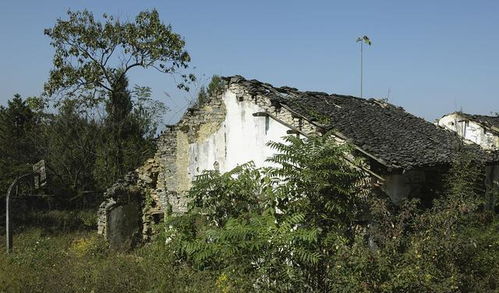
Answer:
1 8 189 208
1 8 498 293
164 135 498 292
0 222 218 292
0 82 164 209
1 134 497 292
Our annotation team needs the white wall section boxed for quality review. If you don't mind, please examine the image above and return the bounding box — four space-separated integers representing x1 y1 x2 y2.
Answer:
187 90 290 180
439 113 498 150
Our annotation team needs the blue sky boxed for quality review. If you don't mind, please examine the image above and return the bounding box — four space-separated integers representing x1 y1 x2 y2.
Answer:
1 0 498 122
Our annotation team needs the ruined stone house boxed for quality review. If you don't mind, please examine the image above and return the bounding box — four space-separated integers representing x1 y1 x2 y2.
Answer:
98 75 498 249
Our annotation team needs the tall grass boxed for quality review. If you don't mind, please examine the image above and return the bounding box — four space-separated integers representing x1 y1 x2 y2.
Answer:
0 211 219 293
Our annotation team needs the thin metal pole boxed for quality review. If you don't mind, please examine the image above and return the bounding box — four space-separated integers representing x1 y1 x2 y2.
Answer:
6 180 15 253
360 41 363 99
6 173 33 253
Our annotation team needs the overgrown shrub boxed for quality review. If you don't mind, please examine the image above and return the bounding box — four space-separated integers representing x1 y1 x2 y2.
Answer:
1 134 497 292
167 135 498 292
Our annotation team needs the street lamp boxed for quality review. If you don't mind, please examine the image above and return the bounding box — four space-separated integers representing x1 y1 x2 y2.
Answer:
356 35 372 99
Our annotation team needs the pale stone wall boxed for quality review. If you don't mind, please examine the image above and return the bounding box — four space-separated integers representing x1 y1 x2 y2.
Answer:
439 114 499 211
157 83 323 214
96 172 144 249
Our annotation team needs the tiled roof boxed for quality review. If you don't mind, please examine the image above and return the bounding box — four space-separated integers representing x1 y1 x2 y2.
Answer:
224 75 493 169
458 113 499 131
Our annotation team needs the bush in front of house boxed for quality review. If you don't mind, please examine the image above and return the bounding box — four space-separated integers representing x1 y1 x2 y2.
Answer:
167 135 498 292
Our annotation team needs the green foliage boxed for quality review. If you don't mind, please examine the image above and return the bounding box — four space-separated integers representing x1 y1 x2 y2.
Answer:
1 11 496 288
321 148 498 293
13 209 98 233
42 99 100 202
206 75 224 97
169 135 369 291
0 228 218 293
267 135 366 233
188 162 272 226
1 83 164 207
1 127 497 292
93 73 159 189
44 9 194 102
168 135 498 292
1 9 176 208
106 72 133 127
196 75 224 107
131 84 168 139
0 95 43 198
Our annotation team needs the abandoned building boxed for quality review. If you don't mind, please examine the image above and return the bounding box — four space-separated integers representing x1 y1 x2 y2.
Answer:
97 75 498 249
438 112 499 151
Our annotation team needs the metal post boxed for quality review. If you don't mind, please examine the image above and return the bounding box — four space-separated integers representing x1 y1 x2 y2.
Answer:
5 173 34 253
6 179 15 253
360 41 363 99
357 35 371 99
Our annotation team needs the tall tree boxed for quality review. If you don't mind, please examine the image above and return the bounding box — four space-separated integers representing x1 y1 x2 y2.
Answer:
106 72 133 134
94 73 165 189
43 9 176 189
0 96 42 195
43 9 194 104
42 100 100 205
95 73 138 188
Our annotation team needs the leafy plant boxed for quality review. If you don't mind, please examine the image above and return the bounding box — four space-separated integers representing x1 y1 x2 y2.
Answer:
169 135 368 291
168 135 498 292
44 9 194 103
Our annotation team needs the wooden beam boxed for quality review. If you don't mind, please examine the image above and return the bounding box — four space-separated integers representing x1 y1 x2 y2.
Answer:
252 111 386 181
286 129 301 135
277 104 399 170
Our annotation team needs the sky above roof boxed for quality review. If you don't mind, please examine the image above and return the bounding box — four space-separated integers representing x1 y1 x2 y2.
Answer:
1 0 498 123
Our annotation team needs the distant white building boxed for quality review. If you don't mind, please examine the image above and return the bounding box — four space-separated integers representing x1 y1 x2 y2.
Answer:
438 112 499 151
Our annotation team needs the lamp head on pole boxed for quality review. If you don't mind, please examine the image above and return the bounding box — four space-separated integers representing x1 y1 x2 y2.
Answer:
356 35 372 46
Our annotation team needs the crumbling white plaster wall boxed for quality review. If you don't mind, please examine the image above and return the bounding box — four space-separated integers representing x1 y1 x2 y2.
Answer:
187 90 290 181
439 113 498 150
158 83 321 214
184 88 435 206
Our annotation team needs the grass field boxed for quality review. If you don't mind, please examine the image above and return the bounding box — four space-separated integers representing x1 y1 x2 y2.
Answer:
0 210 218 293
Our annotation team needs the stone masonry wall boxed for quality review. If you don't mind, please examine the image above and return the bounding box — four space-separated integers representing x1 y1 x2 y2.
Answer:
97 88 227 243
97 77 371 244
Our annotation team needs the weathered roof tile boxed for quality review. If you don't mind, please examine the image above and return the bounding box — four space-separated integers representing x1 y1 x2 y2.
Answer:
224 75 494 169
